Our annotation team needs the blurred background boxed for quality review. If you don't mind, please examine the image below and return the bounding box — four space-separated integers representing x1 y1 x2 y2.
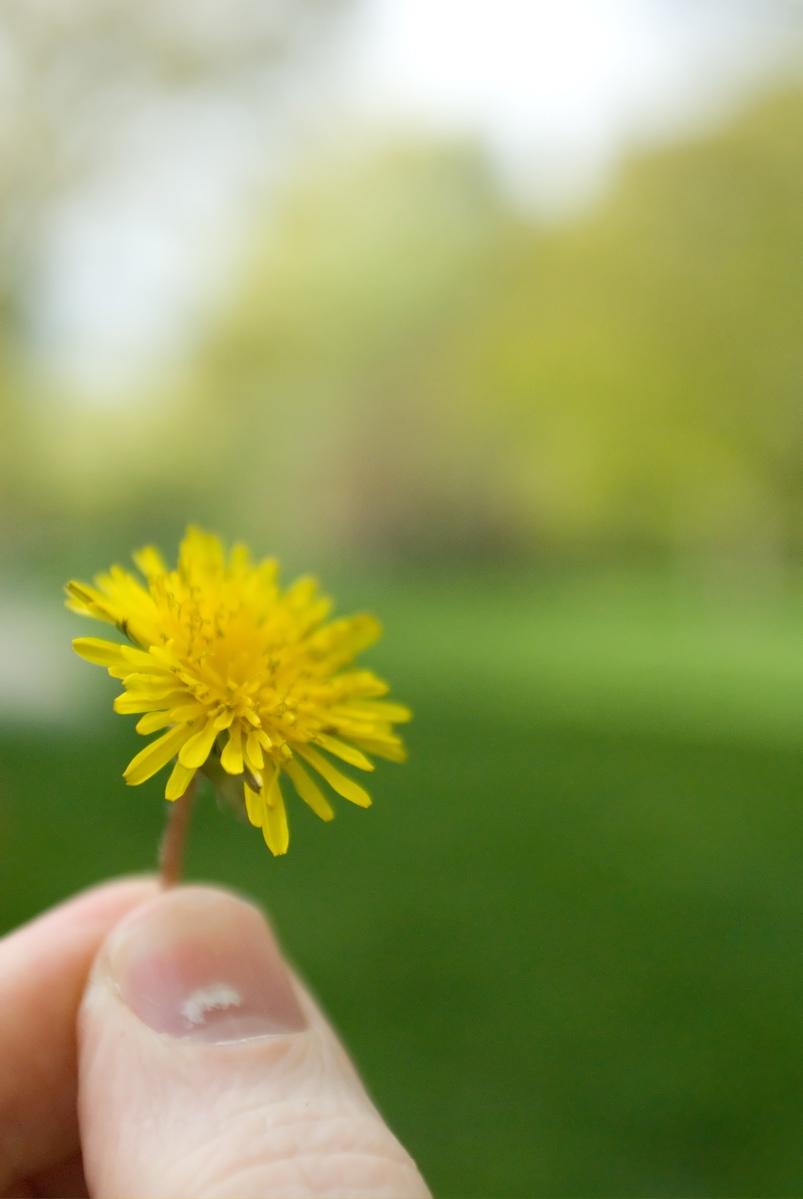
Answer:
5 0 803 1194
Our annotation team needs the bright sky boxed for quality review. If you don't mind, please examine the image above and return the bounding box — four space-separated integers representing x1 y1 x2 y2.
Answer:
35 0 798 400
346 0 789 209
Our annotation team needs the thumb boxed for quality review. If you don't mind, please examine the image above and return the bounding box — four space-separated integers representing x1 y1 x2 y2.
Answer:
78 886 429 1199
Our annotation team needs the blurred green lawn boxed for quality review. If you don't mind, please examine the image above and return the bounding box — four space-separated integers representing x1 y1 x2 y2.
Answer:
4 570 803 1198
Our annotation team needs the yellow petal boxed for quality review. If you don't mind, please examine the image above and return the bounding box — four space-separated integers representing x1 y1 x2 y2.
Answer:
165 761 196 800
180 526 225 573
121 673 178 695
178 716 220 769
309 612 381 660
285 757 334 821
296 745 372 808
262 770 289 855
220 724 243 775
343 700 413 723
314 733 374 772
169 702 206 722
72 637 127 668
136 710 172 735
262 759 278 805
244 781 262 827
133 545 167 579
351 735 407 764
65 580 98 608
124 724 195 786
65 582 115 623
230 542 251 572
335 671 389 698
114 691 186 715
245 730 264 771
120 645 165 669
107 663 133 680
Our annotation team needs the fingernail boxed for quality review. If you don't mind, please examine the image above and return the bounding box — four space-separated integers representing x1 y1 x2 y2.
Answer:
106 887 308 1041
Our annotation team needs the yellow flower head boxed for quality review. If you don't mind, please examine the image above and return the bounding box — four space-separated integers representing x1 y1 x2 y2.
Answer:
66 527 410 855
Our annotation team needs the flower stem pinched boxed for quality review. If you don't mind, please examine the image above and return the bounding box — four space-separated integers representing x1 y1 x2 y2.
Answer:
159 771 198 888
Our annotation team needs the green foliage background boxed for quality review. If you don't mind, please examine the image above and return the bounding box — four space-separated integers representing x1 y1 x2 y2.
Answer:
14 84 803 572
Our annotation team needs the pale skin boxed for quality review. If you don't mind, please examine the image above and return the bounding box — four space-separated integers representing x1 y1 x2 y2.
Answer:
0 879 431 1199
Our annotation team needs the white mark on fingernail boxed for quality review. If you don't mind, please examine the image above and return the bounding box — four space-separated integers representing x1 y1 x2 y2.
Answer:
181 984 242 1025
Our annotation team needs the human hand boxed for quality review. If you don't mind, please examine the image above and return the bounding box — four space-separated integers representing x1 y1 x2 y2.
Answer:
0 879 430 1198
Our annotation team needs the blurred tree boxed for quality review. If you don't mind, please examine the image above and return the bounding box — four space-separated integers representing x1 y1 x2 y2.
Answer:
8 54 803 574
0 0 348 303
191 144 512 563
189 83 803 570
0 0 351 568
459 84 803 570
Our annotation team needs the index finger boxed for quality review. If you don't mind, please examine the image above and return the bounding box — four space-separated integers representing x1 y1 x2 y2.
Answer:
0 878 157 1194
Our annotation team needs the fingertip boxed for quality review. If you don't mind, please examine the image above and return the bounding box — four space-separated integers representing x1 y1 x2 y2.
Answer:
101 885 307 1041
79 885 431 1198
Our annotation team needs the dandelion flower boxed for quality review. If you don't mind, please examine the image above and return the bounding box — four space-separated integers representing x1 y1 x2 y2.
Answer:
66 527 410 860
